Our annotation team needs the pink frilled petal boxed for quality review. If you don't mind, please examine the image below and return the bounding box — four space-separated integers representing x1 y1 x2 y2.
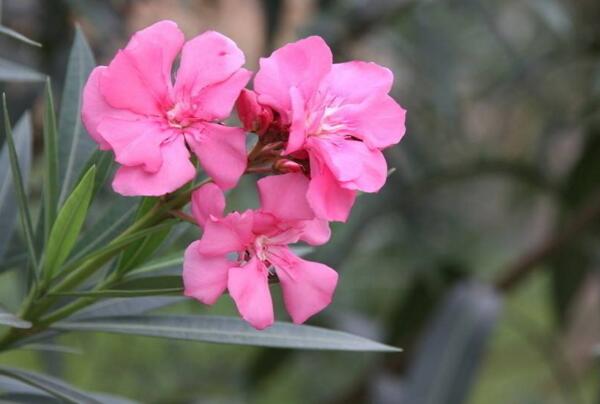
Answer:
235 89 274 134
306 154 356 222
97 117 172 172
197 211 254 256
337 95 406 150
285 86 307 154
191 183 226 227
112 136 196 196
320 61 393 104
183 241 231 305
192 68 252 121
186 123 247 190
269 246 338 324
250 211 281 236
300 218 331 246
228 257 274 330
257 172 314 221
254 36 332 119
100 20 184 115
174 31 246 99
310 137 388 193
82 66 122 150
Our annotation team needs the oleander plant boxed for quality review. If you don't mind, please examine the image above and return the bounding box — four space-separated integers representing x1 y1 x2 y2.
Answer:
0 20 405 402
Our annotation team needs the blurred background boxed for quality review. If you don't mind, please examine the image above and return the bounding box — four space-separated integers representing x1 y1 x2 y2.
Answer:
1 0 600 403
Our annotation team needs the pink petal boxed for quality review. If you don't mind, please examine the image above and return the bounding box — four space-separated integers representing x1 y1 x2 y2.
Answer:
97 116 172 172
228 257 274 330
257 173 314 221
254 36 332 120
250 211 281 236
320 61 393 104
183 241 231 305
174 31 246 98
269 246 338 324
300 218 331 246
338 95 407 150
310 137 388 193
100 20 184 115
197 211 254 256
285 86 307 154
186 123 247 190
306 155 356 222
192 68 252 121
82 66 125 150
191 183 226 227
112 136 195 196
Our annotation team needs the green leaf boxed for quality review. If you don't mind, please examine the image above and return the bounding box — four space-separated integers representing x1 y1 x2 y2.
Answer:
0 115 32 260
0 306 31 329
116 225 172 274
0 366 102 404
50 288 183 298
57 26 96 205
42 166 96 280
2 101 37 272
0 26 42 47
114 198 172 274
0 58 44 82
11 297 184 348
402 283 502 404
42 79 59 243
53 315 401 351
127 252 183 276
17 343 81 355
60 220 178 277
74 296 184 320
70 199 137 262
113 275 182 291
74 149 115 197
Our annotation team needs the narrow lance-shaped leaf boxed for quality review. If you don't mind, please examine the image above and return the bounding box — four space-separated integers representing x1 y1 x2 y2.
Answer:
401 283 502 404
42 78 59 242
70 199 137 262
49 288 183 298
0 58 44 82
115 198 171 275
0 366 102 404
0 25 42 47
0 306 31 329
53 315 402 352
42 165 96 280
2 99 37 272
12 297 184 348
57 26 96 204
0 114 32 260
56 220 178 282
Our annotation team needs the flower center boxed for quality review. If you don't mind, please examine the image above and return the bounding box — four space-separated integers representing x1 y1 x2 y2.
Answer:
253 235 270 262
165 102 197 129
306 94 346 137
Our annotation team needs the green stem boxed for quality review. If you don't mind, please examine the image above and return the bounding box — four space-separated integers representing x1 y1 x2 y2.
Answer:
0 177 214 352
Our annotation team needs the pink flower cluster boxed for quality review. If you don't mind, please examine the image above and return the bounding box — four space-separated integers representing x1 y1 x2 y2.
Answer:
82 20 406 329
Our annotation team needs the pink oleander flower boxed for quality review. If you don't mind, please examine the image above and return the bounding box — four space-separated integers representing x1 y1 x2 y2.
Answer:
239 36 407 221
82 20 252 196
183 173 337 329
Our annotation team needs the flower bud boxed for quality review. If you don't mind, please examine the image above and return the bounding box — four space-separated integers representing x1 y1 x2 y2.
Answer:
274 159 303 173
235 89 274 135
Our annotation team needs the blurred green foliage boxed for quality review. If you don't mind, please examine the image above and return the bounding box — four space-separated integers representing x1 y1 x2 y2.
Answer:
1 0 600 403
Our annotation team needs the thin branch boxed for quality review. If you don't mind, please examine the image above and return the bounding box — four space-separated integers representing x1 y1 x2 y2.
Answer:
495 189 600 292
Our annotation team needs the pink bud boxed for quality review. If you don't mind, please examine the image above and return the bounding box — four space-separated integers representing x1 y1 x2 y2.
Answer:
235 89 274 135
274 159 303 173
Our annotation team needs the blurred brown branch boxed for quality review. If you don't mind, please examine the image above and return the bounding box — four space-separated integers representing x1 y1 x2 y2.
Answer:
495 188 600 292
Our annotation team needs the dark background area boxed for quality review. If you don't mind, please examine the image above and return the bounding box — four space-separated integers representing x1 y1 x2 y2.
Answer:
1 0 599 403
